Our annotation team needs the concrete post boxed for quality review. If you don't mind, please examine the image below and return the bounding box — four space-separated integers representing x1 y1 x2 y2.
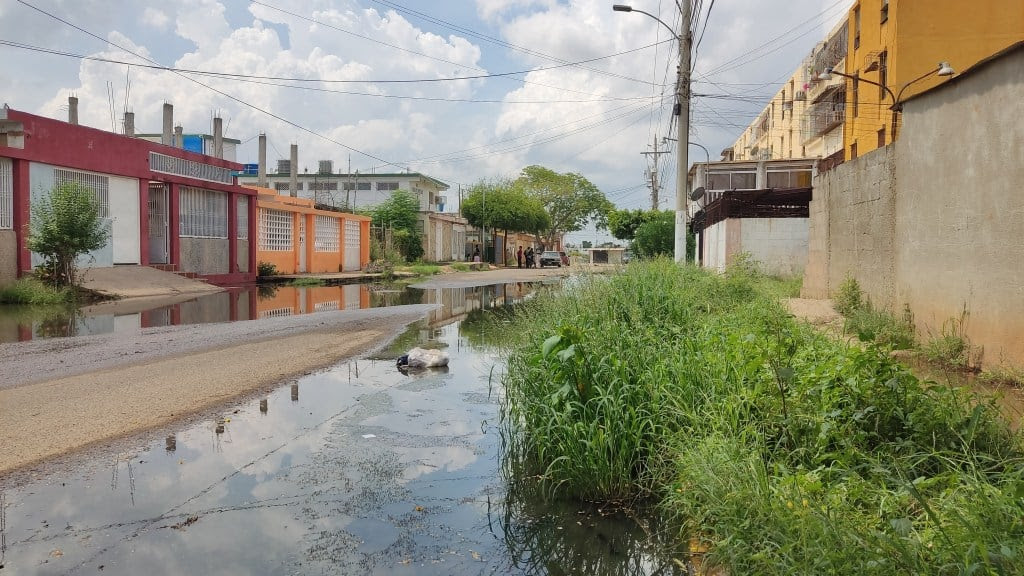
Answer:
213 116 224 159
123 111 135 137
162 103 173 146
68 96 79 125
258 133 267 188
756 160 768 189
289 144 298 198
174 125 184 149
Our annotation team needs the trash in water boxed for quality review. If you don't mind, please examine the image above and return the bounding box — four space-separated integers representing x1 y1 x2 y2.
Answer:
362 434 376 439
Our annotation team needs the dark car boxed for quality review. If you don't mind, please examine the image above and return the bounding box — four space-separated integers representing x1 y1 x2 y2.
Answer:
539 250 566 267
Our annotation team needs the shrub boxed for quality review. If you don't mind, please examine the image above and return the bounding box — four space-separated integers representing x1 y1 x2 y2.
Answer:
257 261 278 277
0 277 73 305
27 183 110 287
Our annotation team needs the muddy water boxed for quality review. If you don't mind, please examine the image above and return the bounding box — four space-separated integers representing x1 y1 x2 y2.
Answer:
0 285 685 575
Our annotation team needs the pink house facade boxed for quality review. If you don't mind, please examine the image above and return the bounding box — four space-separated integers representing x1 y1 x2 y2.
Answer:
0 106 257 285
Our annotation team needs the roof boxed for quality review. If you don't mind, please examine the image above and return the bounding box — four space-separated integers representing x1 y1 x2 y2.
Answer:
240 171 450 190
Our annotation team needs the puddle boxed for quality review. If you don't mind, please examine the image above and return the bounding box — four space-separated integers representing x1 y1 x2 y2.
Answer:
0 286 686 575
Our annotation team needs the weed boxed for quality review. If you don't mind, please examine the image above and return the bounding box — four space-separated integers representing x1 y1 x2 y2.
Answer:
834 276 863 315
289 277 325 287
0 277 73 305
451 262 471 272
499 258 1024 574
844 302 916 349
403 264 441 276
922 306 983 371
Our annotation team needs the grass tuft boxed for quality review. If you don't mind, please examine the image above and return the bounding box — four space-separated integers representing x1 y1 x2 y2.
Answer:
0 277 73 305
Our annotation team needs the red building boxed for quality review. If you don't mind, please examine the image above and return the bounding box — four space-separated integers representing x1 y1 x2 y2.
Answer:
0 105 256 285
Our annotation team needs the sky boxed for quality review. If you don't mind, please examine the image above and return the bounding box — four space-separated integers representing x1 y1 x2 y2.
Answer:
0 0 847 244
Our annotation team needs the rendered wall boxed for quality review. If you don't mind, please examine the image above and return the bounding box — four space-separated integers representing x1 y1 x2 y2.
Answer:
0 231 16 285
802 145 897 307
739 218 809 277
179 238 230 275
894 48 1024 365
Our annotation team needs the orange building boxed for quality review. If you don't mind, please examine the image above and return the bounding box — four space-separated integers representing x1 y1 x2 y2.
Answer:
249 187 370 275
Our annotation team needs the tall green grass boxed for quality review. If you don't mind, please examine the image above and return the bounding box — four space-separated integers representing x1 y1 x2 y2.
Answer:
0 277 73 304
500 258 1024 574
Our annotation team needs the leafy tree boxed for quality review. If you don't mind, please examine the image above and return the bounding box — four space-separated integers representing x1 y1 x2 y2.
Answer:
606 208 649 241
632 210 674 258
27 182 110 288
462 180 550 253
516 165 612 248
371 189 423 261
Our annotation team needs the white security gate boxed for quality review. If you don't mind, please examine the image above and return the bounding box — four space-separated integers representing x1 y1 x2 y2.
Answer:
0 158 12 230
298 218 307 273
147 184 169 264
344 221 361 271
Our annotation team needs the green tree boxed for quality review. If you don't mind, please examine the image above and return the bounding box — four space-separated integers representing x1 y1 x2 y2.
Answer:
632 210 674 258
516 166 612 248
606 208 649 241
27 182 110 288
371 189 423 261
462 180 550 255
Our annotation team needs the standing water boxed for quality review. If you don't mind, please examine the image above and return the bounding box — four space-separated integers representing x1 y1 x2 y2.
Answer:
0 283 685 575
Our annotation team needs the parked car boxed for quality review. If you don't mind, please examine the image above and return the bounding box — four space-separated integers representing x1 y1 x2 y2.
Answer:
539 250 566 267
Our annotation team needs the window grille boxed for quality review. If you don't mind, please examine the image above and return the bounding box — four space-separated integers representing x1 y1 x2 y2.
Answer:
237 196 249 240
376 182 399 191
314 301 340 312
0 157 12 229
274 182 290 191
149 152 233 184
342 182 372 191
54 168 109 217
308 181 338 191
179 187 228 238
315 215 339 252
259 208 293 251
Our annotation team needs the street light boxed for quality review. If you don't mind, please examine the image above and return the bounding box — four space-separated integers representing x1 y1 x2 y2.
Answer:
614 2 691 263
818 61 954 139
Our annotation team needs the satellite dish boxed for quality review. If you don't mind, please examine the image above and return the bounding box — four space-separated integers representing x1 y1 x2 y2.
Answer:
690 186 706 201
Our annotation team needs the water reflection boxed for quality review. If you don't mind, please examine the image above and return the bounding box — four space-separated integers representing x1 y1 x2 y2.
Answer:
0 282 549 344
0 284 683 575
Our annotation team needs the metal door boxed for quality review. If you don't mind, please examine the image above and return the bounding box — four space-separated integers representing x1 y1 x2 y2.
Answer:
147 184 169 264
344 221 361 271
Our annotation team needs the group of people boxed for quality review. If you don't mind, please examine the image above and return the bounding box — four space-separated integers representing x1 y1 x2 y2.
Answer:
516 245 539 268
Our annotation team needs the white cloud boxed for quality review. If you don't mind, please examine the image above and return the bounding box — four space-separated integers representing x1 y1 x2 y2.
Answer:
141 7 170 30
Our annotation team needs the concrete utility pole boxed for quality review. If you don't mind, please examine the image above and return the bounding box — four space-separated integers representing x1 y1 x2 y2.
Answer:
614 2 692 262
675 0 692 264
641 134 669 210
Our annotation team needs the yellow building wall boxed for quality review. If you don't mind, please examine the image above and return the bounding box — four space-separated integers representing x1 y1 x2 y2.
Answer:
844 0 1024 157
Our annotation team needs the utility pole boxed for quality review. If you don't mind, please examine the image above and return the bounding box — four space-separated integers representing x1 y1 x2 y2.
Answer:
675 0 692 263
641 134 669 210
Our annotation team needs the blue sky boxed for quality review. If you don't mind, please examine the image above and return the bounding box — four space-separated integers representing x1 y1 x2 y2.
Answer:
0 0 846 244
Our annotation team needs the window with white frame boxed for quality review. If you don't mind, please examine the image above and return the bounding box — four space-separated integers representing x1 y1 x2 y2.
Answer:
259 208 292 251
376 182 399 191
315 215 339 252
0 157 12 230
237 196 249 240
179 187 228 238
54 168 109 217
342 182 372 191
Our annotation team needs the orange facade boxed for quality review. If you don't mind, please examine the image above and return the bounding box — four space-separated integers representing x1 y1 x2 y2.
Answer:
250 187 371 275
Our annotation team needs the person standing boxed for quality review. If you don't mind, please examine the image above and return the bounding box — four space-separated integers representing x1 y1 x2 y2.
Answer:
517 245 523 268
473 246 481 263
525 247 534 268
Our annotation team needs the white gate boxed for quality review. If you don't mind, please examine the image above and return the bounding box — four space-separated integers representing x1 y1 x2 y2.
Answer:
298 217 307 273
147 184 169 264
344 220 361 271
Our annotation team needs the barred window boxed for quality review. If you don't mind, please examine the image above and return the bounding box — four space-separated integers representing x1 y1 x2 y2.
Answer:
342 182 371 191
308 181 338 191
179 187 227 238
376 182 399 191
315 215 339 252
149 152 233 184
54 168 109 217
0 157 12 230
274 182 290 191
237 196 249 240
259 208 292 251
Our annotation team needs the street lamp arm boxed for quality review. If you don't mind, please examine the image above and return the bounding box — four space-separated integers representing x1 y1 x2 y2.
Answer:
612 5 680 40
893 69 940 111
823 67 897 106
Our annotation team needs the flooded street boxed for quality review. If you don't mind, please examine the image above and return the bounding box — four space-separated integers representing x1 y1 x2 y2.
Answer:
0 283 684 575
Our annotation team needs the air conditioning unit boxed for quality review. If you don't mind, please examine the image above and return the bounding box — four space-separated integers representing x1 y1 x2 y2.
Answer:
863 50 882 72
782 101 794 111
794 91 807 101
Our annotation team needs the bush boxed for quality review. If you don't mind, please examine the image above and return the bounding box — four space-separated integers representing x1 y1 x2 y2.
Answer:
257 261 278 277
27 183 110 287
0 277 73 305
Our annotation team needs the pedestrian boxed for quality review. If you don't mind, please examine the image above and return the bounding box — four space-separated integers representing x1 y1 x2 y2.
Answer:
473 246 481 263
525 247 534 268
517 245 523 268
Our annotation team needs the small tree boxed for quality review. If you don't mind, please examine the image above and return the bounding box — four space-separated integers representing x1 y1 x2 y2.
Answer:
27 183 110 288
371 189 422 262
